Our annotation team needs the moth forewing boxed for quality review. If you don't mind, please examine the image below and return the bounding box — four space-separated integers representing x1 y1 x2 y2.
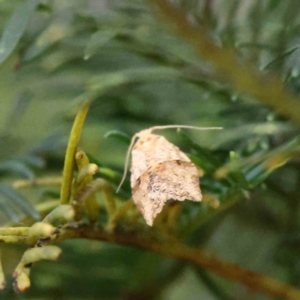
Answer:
117 125 222 226
132 159 202 226
130 133 191 187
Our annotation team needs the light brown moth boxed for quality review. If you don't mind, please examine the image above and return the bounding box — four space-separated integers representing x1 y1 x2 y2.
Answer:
117 125 222 226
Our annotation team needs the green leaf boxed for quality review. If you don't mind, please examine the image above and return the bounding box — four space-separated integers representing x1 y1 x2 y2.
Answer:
177 130 245 188
193 268 233 300
97 167 130 194
21 154 45 168
84 29 119 60
0 202 20 223
37 4 52 13
0 160 35 178
227 151 249 189
23 21 72 62
127 253 163 292
177 129 222 173
88 67 181 95
30 132 67 155
3 91 33 133
104 130 131 145
0 0 40 65
246 163 271 188
0 183 40 220
268 0 282 11
215 136 300 180
263 46 299 70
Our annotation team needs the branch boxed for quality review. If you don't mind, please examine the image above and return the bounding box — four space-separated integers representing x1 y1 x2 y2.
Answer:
52 224 300 300
149 0 300 126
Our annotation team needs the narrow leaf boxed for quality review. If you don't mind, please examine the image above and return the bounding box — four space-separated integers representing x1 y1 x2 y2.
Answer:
104 130 131 145
88 67 181 95
0 160 35 178
0 0 39 65
0 184 40 220
84 29 119 60
177 129 222 172
0 202 20 223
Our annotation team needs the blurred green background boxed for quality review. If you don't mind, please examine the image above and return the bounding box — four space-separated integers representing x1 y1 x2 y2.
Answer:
0 0 300 299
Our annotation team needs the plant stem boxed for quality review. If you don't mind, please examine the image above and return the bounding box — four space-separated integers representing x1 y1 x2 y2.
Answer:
0 227 29 236
53 224 300 300
60 101 90 205
74 151 99 222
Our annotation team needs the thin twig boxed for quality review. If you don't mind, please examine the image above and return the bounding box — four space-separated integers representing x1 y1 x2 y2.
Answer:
52 224 300 300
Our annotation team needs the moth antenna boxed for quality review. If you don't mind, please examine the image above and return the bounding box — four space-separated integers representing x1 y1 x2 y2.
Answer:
116 133 139 193
150 125 223 132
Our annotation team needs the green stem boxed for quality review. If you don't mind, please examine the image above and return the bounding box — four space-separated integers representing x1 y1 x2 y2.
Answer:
0 236 28 243
0 227 29 236
74 151 99 222
60 101 91 204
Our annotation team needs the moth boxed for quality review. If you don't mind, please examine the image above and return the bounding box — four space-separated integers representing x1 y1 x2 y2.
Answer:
117 125 222 226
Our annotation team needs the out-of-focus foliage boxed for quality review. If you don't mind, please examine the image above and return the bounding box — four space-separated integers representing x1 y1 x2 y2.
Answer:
0 0 300 299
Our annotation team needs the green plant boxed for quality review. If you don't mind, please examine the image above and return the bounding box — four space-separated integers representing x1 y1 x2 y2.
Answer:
0 1 300 299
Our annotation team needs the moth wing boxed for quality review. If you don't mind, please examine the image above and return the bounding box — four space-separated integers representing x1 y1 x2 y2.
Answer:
132 160 202 226
135 134 191 165
148 160 202 202
131 173 161 226
130 148 148 188
130 134 191 188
